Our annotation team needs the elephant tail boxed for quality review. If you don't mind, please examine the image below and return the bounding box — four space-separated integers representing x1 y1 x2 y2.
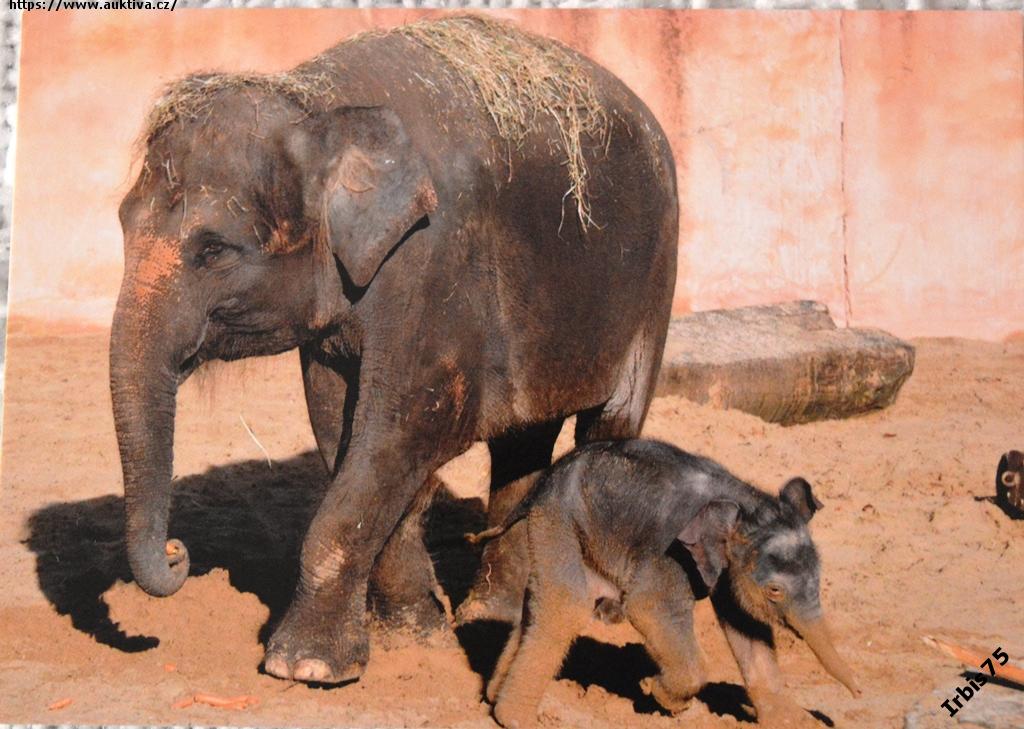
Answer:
464 470 551 545
463 524 508 545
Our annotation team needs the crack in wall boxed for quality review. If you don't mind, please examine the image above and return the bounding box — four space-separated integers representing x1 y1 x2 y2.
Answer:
839 11 853 328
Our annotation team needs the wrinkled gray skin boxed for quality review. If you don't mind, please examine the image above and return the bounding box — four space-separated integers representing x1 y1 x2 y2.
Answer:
476 440 861 729
109 21 677 685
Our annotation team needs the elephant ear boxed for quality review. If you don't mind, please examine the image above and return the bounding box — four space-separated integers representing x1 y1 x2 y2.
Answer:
319 106 438 288
677 500 740 589
780 477 823 523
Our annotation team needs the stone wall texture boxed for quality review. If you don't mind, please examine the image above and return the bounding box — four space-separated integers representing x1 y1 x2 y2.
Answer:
0 3 1022 370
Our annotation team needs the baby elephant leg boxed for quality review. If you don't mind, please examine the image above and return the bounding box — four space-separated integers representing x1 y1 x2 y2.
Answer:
623 557 706 714
717 618 818 728
491 513 589 729
487 620 523 704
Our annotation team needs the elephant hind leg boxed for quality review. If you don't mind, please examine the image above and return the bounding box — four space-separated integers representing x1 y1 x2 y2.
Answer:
458 419 563 626
487 618 523 704
491 511 589 729
369 474 452 631
574 320 668 445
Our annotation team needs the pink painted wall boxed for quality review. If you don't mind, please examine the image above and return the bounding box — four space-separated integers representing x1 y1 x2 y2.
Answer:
842 12 1024 339
8 10 1023 340
672 12 848 321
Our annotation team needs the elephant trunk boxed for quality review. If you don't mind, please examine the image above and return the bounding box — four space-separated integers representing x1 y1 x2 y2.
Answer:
109 273 194 597
786 611 862 698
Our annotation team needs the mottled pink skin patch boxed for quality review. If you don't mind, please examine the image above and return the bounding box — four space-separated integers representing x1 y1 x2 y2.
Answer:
307 546 347 589
127 234 182 308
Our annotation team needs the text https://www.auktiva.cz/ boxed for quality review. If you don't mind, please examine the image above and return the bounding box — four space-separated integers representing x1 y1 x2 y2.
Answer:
10 0 175 10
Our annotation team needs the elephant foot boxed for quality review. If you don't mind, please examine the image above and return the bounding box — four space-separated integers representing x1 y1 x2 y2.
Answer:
455 558 526 626
368 481 453 632
455 590 521 626
493 700 537 729
264 608 369 684
263 650 366 683
460 516 529 626
748 688 820 728
371 589 451 634
264 654 364 684
640 674 695 715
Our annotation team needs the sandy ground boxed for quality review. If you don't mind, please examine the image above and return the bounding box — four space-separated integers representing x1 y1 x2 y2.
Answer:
0 325 1022 728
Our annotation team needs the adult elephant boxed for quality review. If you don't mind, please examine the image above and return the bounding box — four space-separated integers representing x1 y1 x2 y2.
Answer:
110 15 677 685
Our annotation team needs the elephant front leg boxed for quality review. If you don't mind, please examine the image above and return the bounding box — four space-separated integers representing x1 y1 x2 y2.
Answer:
302 346 448 631
713 593 817 728
264 423 461 684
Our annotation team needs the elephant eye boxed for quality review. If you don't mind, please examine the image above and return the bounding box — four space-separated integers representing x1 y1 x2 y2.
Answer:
194 233 235 267
765 584 786 602
201 241 224 258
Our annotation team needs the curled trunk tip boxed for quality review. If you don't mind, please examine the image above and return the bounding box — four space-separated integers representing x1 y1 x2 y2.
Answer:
127 536 190 597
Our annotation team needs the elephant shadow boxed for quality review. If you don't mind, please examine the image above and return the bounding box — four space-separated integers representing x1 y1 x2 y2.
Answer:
23 451 485 653
455 621 763 723
558 642 831 725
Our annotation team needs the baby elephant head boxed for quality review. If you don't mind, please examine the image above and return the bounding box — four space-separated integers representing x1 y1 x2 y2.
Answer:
679 478 861 697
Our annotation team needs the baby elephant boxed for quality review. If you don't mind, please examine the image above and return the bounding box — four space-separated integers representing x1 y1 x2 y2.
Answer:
469 439 861 729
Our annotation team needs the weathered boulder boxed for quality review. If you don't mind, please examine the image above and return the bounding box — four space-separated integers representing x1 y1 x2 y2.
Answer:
655 300 915 425
904 686 1024 729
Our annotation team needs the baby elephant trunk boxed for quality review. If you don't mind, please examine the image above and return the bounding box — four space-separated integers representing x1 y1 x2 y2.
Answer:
786 612 862 698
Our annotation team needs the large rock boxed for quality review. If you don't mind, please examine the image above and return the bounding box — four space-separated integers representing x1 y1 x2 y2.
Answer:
656 300 915 425
904 686 1024 729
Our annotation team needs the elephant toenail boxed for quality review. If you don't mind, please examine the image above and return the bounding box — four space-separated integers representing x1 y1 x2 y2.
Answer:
293 658 332 683
263 654 292 680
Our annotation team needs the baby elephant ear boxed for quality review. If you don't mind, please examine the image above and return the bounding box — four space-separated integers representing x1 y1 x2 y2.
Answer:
321 107 438 288
780 477 824 522
678 500 740 589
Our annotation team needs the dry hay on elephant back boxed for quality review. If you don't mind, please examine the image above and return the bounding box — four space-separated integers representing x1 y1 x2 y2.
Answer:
386 14 610 228
139 14 610 229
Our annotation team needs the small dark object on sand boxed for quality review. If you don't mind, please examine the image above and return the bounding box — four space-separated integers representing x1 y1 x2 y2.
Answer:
995 451 1024 519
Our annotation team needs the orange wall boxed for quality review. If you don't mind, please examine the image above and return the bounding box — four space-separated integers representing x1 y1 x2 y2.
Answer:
9 10 1023 339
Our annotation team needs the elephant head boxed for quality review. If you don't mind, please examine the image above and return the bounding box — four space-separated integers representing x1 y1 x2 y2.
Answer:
110 77 436 597
678 478 861 697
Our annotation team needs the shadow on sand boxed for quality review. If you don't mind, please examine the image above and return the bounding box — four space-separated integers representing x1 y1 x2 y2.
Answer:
23 451 484 650
24 452 328 652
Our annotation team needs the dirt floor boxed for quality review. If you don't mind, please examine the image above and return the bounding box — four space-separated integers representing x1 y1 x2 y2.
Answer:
0 325 1021 728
